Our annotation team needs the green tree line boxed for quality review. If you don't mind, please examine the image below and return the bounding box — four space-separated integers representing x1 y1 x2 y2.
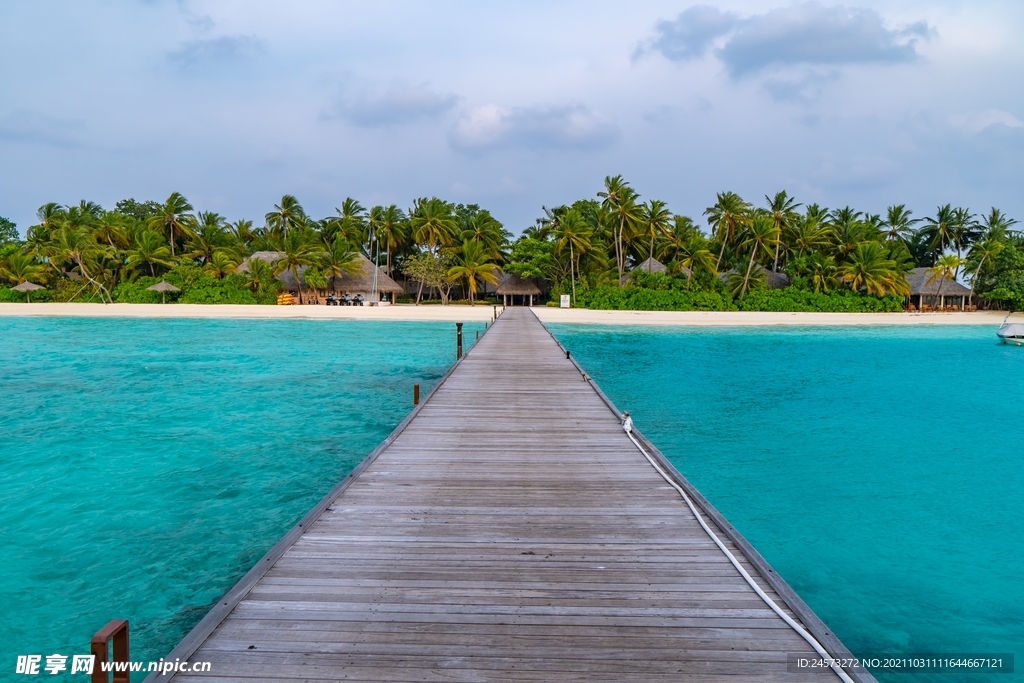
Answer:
2 179 1022 309
505 176 1023 311
0 194 510 305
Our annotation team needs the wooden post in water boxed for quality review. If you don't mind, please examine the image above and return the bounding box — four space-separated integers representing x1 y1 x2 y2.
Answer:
91 620 130 683
456 323 463 359
413 384 419 405
476 330 479 342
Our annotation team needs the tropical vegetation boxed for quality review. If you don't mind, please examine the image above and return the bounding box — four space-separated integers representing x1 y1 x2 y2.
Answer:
1 180 1020 310
509 178 1021 311
0 195 510 306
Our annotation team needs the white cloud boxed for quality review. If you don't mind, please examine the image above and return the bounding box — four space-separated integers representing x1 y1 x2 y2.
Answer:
647 5 736 61
650 3 930 76
334 84 458 128
449 104 619 152
959 109 1024 134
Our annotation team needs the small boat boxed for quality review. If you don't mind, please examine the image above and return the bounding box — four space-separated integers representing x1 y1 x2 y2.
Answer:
997 312 1024 345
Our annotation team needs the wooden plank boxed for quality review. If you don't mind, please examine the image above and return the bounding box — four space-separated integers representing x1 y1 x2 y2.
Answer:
148 308 872 683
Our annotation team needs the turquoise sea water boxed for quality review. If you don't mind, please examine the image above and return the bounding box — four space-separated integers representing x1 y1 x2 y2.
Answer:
550 324 1024 683
0 317 481 677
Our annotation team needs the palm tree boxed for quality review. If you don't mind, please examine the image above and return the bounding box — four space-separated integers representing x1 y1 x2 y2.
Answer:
965 235 1005 299
459 210 506 259
189 212 229 264
677 235 716 286
230 219 255 246
637 199 673 267
831 207 870 260
737 213 776 299
203 250 239 279
839 242 909 296
656 215 699 263
126 231 175 277
881 204 919 244
321 235 362 292
370 205 407 275
410 198 456 253
52 226 113 302
242 257 274 295
273 228 325 304
93 211 130 250
789 210 833 259
925 254 966 307
265 195 307 240
704 191 752 271
597 175 641 284
554 208 593 304
36 202 66 231
805 252 839 293
765 191 801 273
0 253 47 286
920 204 956 260
447 239 500 305
148 192 195 257
334 198 368 251
410 198 457 302
950 207 979 270
979 207 1019 240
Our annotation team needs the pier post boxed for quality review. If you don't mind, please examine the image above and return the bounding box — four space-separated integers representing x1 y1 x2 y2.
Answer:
456 323 463 359
91 620 129 683
413 384 419 405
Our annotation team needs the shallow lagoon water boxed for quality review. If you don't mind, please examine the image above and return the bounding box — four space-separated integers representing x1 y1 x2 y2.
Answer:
2 317 1020 682
0 316 481 673
550 323 1024 683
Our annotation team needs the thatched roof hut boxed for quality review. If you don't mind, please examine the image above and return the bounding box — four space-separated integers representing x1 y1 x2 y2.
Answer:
906 268 970 297
622 257 692 284
238 252 403 298
496 272 541 306
906 267 973 309
634 257 667 274
717 266 790 290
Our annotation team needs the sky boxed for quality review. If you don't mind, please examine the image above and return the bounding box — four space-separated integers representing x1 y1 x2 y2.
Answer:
1 0 1022 235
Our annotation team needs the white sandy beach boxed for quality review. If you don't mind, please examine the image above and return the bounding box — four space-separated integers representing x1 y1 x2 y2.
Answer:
0 302 1008 326
532 307 1008 326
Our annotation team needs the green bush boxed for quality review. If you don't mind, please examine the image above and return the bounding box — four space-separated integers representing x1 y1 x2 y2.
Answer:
736 288 904 312
113 277 166 304
111 268 277 305
0 286 53 303
578 285 735 311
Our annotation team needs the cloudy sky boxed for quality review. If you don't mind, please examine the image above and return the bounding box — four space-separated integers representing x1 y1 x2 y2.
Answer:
1 1 1022 234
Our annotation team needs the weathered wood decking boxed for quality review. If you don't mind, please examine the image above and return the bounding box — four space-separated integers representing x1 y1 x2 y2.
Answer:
153 308 872 682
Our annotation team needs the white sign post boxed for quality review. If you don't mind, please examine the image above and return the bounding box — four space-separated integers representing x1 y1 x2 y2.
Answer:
560 294 570 308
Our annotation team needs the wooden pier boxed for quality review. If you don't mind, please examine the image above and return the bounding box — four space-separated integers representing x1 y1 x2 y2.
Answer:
151 308 873 682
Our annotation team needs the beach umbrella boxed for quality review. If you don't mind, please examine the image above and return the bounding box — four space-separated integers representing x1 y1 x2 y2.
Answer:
147 280 180 304
12 281 44 303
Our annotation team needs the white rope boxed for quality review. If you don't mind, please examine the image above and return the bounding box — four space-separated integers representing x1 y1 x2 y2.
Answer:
621 418 856 683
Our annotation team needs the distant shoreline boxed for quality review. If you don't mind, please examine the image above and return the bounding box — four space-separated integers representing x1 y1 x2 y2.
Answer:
533 308 1007 326
0 302 1007 326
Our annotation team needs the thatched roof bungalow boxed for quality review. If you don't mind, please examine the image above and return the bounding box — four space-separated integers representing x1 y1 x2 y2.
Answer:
622 257 692 284
716 266 790 290
237 252 403 302
496 272 541 306
635 257 667 273
906 267 973 310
